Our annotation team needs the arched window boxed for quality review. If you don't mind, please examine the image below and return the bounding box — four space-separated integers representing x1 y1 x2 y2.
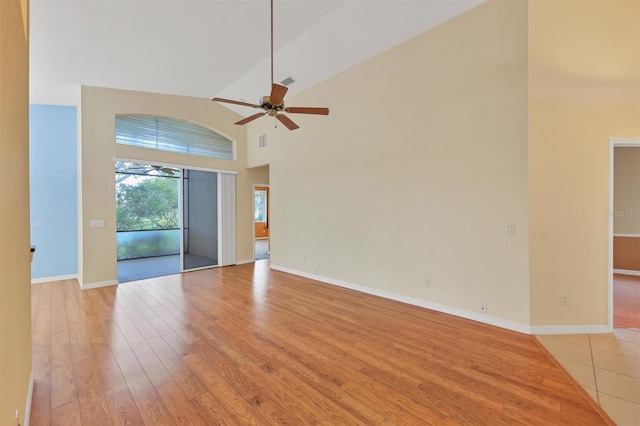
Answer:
115 115 234 160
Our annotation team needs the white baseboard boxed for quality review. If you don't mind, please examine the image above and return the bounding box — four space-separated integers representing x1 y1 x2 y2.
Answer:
613 269 640 277
531 325 611 335
82 280 118 290
236 259 255 265
24 371 34 426
31 273 78 284
613 233 640 238
269 264 532 335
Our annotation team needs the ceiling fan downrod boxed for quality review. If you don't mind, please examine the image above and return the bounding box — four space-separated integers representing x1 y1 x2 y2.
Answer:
211 0 329 130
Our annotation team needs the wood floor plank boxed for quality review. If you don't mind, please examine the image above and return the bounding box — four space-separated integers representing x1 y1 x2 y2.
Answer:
145 336 208 399
74 356 114 426
50 342 77 409
114 289 162 342
143 314 193 358
181 351 273 425
31 262 610 425
154 381 209 425
192 391 235 426
86 290 132 355
31 343 51 381
269 367 368 425
113 349 173 426
29 376 52 426
271 344 391 425
51 398 82 426
340 379 455 425
50 281 70 345
105 388 145 426
63 280 95 363
614 274 640 328
32 282 52 344
184 343 306 425
88 338 129 396
31 281 42 333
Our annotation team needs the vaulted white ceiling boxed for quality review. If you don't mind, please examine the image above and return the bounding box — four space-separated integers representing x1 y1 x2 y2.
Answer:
30 0 486 109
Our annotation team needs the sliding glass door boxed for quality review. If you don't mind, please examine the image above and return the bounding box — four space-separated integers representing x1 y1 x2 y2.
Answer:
181 169 236 271
182 169 218 271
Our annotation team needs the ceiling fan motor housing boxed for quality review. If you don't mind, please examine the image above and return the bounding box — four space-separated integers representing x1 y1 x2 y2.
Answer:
260 96 285 111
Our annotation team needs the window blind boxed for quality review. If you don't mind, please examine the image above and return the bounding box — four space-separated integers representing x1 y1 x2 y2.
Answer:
115 115 233 160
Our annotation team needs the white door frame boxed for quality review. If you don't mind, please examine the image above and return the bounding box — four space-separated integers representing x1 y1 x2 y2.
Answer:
607 138 640 330
253 183 269 261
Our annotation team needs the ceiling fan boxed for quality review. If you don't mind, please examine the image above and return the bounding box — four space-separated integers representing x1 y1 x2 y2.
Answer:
117 162 179 176
212 0 329 130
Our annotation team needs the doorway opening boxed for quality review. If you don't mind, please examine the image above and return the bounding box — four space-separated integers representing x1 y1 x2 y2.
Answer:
608 139 640 329
116 160 237 282
254 184 270 260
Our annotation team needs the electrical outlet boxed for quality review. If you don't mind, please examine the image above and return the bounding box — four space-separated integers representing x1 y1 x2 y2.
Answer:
424 277 431 287
314 269 318 275
560 294 569 306
505 223 516 235
480 304 488 314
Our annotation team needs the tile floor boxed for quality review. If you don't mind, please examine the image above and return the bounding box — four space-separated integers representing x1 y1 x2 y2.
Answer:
537 329 640 426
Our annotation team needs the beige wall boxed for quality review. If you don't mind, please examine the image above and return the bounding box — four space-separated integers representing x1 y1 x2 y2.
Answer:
0 0 32 423
528 0 640 326
248 1 531 325
80 86 265 285
614 147 640 234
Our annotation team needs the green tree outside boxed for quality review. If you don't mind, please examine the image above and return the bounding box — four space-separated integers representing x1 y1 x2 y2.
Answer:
116 176 179 231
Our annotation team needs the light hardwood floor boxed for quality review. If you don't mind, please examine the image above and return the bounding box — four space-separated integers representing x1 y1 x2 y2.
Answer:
31 261 610 425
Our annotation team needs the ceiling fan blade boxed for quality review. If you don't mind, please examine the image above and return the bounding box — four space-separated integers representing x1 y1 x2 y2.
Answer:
212 97 260 108
160 167 177 175
269 84 288 105
285 107 329 115
276 114 299 130
235 112 267 126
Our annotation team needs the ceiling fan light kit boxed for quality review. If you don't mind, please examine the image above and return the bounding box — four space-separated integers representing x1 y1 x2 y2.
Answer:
212 0 329 130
